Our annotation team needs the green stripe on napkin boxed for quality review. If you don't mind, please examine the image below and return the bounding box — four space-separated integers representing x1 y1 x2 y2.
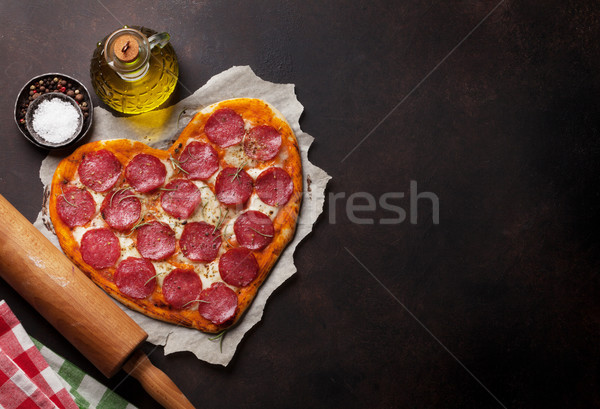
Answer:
31 337 137 409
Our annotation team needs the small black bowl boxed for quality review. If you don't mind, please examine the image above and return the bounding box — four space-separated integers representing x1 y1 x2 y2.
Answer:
14 73 93 149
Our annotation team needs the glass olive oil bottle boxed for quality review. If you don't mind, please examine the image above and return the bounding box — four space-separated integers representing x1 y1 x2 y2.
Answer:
90 26 179 114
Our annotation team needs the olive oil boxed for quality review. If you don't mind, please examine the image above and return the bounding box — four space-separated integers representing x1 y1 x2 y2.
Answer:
90 26 179 115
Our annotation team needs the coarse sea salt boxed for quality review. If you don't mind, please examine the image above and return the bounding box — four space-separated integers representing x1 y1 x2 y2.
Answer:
31 98 80 143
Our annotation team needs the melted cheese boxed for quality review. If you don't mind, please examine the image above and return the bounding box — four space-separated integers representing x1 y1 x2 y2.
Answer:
246 194 278 221
223 144 257 169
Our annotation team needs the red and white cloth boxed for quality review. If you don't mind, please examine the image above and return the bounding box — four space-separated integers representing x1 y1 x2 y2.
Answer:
0 300 77 409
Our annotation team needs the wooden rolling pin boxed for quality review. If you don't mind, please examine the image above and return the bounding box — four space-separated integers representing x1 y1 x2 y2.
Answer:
0 194 195 409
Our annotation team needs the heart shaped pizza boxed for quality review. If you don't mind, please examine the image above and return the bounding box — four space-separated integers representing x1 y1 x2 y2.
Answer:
48 98 302 333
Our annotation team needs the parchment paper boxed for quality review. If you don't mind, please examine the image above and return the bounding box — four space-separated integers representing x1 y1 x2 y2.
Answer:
34 66 330 366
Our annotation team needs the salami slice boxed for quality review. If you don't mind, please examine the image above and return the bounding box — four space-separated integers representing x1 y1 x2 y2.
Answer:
80 228 120 270
160 179 202 219
254 167 294 206
204 108 245 148
180 221 222 262
179 142 219 180
197 282 238 325
234 210 274 251
219 247 259 287
243 125 282 161
125 153 166 193
78 149 122 192
114 257 156 299
136 221 176 261
162 268 202 309
215 167 253 205
101 188 141 231
56 186 96 228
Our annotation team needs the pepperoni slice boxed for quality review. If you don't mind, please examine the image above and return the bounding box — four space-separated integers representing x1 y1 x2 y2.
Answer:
243 125 282 161
114 257 156 299
160 179 202 219
179 142 219 180
80 228 120 269
56 186 96 228
125 153 166 193
219 247 259 287
179 222 222 262
136 221 176 261
197 282 238 325
78 149 122 192
204 108 245 148
101 188 141 231
214 167 253 205
234 211 274 251
162 268 202 309
254 167 294 206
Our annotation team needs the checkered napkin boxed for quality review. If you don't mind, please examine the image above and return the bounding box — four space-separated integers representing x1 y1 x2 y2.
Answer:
0 300 136 409
0 300 76 409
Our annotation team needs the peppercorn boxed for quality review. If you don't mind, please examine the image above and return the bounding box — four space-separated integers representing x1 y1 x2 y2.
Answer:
18 75 90 128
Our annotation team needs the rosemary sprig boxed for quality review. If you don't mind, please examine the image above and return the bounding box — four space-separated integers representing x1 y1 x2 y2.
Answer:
212 208 229 234
118 194 138 204
200 201 209 220
187 149 199 160
170 156 189 175
209 330 227 353
127 219 152 235
182 298 211 308
230 162 247 182
144 272 161 286
60 186 77 207
180 148 199 164
109 187 132 207
249 226 273 238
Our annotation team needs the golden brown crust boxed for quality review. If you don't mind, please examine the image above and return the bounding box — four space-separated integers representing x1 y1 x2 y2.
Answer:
49 98 302 333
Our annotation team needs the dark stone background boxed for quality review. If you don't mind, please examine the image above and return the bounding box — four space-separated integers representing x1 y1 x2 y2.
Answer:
1 1 599 408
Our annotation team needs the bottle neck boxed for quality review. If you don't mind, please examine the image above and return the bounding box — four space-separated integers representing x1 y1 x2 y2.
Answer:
109 60 150 82
104 28 151 82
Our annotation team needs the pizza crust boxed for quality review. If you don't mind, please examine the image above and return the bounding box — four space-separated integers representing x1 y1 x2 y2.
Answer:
49 99 302 333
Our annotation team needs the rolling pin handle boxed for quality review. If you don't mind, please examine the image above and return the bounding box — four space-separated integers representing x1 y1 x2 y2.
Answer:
123 349 195 409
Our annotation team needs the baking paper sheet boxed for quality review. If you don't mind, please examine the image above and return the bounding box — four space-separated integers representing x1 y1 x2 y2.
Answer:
34 66 330 366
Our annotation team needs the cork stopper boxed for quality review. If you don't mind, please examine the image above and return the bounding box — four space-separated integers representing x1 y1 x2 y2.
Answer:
113 34 139 63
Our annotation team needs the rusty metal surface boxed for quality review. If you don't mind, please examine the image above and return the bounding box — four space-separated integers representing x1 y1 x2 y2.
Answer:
1 1 599 408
